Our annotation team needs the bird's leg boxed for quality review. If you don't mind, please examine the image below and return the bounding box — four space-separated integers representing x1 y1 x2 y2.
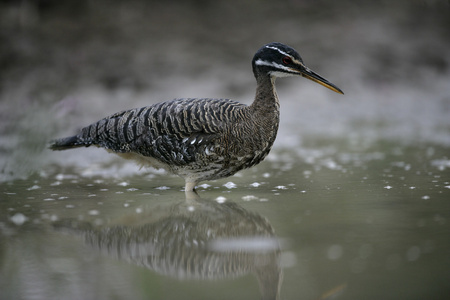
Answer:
184 181 197 193
184 182 199 202
185 190 201 203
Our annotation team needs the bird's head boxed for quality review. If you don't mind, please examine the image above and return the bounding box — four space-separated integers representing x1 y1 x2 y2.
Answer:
252 42 344 94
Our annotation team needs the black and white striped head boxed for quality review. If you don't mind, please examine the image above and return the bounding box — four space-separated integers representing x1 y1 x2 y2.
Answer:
252 42 343 94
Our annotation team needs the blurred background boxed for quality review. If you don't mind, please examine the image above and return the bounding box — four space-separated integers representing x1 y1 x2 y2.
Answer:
1 0 449 180
1 1 450 300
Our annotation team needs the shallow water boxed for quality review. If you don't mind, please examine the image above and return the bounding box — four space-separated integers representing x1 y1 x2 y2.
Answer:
2 141 450 300
1 1 450 300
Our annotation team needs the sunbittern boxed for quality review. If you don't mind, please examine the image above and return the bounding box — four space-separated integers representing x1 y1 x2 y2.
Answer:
50 42 343 192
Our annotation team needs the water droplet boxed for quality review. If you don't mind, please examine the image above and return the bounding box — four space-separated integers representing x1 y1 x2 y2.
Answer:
327 244 343 260
242 195 258 201
10 213 28 225
275 185 287 190
406 246 421 261
223 182 237 189
155 186 170 190
27 185 41 191
215 196 227 203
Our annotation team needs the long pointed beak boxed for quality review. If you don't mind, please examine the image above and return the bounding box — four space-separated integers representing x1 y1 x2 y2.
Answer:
293 64 344 95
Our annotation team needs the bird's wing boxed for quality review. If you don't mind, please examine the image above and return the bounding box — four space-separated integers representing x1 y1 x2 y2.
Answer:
73 98 244 165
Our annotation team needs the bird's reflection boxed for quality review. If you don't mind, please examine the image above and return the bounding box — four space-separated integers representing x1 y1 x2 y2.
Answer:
54 192 282 300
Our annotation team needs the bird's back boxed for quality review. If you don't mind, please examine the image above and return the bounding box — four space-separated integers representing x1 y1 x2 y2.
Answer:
50 98 256 178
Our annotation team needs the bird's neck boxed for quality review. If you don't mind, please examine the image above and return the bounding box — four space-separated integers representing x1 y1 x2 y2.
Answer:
250 75 280 116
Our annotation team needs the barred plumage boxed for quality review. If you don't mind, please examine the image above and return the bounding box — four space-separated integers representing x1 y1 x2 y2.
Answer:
50 42 343 192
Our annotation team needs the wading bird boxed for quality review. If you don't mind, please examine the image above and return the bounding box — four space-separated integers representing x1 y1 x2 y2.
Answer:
50 42 343 192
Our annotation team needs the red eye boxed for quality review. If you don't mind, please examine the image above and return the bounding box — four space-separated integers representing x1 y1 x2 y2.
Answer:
282 56 292 65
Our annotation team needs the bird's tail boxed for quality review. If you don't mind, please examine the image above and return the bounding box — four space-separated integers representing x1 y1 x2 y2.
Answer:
49 135 90 150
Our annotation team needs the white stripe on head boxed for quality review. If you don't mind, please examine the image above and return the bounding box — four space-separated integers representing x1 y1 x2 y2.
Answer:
264 45 304 65
254 59 300 77
265 45 291 57
254 59 291 72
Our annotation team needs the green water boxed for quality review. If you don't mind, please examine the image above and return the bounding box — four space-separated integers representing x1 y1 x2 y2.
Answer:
2 141 449 300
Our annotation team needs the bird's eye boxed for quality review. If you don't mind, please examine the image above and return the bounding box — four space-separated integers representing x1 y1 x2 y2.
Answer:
282 56 292 65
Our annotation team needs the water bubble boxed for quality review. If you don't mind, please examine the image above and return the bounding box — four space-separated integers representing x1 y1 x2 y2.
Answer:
27 185 41 191
303 170 312 177
242 195 258 201
55 174 78 180
431 159 450 170
215 196 227 203
223 182 237 189
327 244 343 260
406 246 421 261
10 213 28 225
324 159 339 170
155 186 170 190
275 185 287 190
